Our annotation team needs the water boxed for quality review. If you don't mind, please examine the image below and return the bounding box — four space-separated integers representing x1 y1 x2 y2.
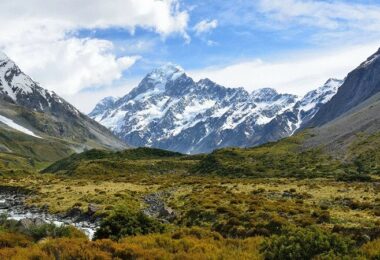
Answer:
0 195 97 239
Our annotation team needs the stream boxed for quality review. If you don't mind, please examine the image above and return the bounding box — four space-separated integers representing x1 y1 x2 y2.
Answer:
0 193 98 239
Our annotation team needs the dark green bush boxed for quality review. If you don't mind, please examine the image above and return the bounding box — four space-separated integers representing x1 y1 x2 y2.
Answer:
261 226 356 260
336 173 372 182
26 224 86 241
94 208 165 240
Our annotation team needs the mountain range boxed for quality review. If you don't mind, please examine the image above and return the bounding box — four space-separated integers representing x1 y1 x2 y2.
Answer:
2 47 380 161
90 64 342 154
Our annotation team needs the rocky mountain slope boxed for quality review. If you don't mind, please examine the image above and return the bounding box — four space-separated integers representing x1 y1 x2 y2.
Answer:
301 48 380 156
0 52 126 162
307 48 380 127
90 64 342 154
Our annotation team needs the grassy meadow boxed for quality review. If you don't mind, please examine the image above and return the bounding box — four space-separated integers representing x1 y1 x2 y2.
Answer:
0 133 379 259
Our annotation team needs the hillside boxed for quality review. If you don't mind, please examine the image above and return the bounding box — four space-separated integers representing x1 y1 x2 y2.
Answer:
307 48 380 127
42 147 201 176
304 92 380 155
0 52 127 163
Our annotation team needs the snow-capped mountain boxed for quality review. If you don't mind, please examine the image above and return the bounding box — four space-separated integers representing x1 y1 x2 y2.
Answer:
0 52 82 118
0 52 126 158
291 78 343 132
90 64 342 154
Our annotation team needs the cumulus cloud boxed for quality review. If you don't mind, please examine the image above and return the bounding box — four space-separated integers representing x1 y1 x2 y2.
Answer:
6 38 140 95
193 19 218 35
0 0 189 95
0 0 189 38
189 43 380 96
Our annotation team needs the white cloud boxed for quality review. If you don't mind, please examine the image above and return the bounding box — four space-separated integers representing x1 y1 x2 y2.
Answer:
194 19 218 35
0 0 189 38
189 43 380 96
207 40 218 46
6 38 140 95
257 0 380 33
0 0 189 95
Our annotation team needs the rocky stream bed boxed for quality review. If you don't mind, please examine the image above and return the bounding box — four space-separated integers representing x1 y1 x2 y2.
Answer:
0 186 99 239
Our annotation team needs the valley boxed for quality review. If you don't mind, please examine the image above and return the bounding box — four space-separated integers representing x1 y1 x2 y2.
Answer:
2 1 380 259
0 34 380 260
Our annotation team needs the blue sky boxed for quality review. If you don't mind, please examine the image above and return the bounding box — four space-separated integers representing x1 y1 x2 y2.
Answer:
1 0 380 112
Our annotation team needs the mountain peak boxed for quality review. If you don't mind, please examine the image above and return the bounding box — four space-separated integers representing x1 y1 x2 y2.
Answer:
252 88 278 96
251 88 280 102
89 96 118 118
0 51 9 62
197 78 215 85
147 63 185 82
325 78 342 85
99 96 118 104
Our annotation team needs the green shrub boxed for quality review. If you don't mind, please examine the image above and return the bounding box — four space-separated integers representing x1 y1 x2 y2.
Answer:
336 173 372 182
26 224 86 241
94 208 165 240
261 226 356 260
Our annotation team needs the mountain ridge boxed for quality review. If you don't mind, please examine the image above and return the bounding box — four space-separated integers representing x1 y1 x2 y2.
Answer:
90 64 342 154
306 48 380 128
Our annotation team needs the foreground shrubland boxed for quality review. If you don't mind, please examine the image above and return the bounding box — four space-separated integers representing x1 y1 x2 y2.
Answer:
0 133 379 259
0 223 380 259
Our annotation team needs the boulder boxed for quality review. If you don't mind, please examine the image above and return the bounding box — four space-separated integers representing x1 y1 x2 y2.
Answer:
0 202 9 209
87 203 101 215
65 207 82 219
159 206 176 220
19 218 46 229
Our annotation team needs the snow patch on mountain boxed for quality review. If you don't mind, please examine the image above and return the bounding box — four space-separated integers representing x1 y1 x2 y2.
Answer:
291 78 343 133
0 54 34 100
0 115 41 138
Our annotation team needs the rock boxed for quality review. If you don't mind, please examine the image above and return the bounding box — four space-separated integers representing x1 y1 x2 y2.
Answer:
143 192 176 222
361 234 371 243
87 203 101 215
159 206 175 220
65 207 82 219
0 202 9 209
41 204 49 212
19 218 46 229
